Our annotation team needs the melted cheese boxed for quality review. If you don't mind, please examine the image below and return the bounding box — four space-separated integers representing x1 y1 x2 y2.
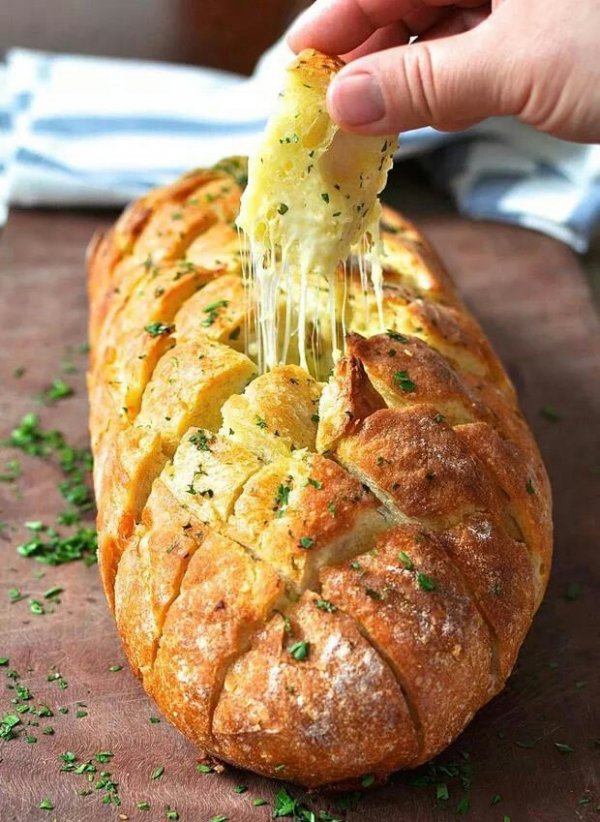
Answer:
237 49 397 379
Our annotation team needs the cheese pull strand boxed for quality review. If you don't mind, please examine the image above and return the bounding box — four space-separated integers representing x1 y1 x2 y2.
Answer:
236 49 397 379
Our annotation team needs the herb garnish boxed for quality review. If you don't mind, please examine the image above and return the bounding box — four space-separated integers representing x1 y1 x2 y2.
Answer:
288 640 309 661
189 431 212 451
144 321 175 337
540 405 561 422
38 379 74 404
298 536 314 550
417 572 436 592
393 370 416 392
398 550 414 570
202 300 229 327
0 459 21 483
274 479 293 516
272 788 344 821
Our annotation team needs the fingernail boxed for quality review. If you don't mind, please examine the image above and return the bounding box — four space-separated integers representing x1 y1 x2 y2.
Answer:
328 72 386 126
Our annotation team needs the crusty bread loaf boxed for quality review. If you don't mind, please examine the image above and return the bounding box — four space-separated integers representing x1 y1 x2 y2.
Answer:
87 179 552 785
87 57 552 790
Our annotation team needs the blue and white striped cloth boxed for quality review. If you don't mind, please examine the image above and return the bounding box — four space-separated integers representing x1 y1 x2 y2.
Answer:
1 38 599 252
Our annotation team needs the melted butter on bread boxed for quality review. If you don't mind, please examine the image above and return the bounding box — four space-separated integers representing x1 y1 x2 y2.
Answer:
237 49 397 378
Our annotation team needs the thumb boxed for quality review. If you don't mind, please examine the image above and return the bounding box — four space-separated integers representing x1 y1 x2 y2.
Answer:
327 25 521 135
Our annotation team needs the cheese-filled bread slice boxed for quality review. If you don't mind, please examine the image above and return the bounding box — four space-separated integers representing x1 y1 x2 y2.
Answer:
237 49 397 375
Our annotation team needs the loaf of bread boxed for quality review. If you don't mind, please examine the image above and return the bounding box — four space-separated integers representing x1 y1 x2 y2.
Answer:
87 53 552 789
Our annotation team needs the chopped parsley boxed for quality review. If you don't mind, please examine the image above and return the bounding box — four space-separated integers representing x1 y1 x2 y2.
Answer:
38 379 74 404
274 479 292 516
144 321 174 337
386 329 408 342
150 766 164 780
277 203 289 215
0 459 21 483
564 581 581 601
298 536 314 550
255 415 268 429
393 370 416 392
17 524 97 566
321 192 330 204
525 478 535 495
398 550 414 570
416 572 436 592
189 431 212 451
409 753 473 815
554 742 575 753
315 598 337 613
202 300 229 327
288 640 309 661
272 788 344 821
307 477 322 489
6 414 93 501
540 405 561 422
0 713 21 741
29 599 45 615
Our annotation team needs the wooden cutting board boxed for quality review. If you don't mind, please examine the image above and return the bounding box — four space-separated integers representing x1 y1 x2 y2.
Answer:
0 205 598 822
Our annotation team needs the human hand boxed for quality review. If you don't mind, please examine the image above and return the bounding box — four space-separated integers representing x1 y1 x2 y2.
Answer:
287 0 600 143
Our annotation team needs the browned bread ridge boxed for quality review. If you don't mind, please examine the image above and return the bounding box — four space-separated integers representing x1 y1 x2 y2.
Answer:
87 158 552 788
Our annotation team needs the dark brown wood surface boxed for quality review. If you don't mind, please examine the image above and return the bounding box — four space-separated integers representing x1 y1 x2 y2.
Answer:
0 200 599 822
0 0 309 75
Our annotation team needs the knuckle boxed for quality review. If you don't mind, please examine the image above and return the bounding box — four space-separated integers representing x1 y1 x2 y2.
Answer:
392 43 440 127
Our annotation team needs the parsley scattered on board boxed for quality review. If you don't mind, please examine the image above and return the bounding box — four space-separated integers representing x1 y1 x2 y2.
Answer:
38 378 74 405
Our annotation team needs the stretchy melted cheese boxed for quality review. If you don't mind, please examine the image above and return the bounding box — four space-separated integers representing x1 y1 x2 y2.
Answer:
237 49 397 378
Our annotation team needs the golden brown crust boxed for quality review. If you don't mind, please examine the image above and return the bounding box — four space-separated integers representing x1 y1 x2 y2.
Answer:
212 591 419 784
88 157 552 787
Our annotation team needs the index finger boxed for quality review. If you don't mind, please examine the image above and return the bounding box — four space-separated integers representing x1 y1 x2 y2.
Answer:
287 0 485 55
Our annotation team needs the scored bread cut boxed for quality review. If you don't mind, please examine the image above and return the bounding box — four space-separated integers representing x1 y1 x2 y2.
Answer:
87 50 552 788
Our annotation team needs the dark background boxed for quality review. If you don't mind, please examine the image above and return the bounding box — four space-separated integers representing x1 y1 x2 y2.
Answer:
0 0 309 74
